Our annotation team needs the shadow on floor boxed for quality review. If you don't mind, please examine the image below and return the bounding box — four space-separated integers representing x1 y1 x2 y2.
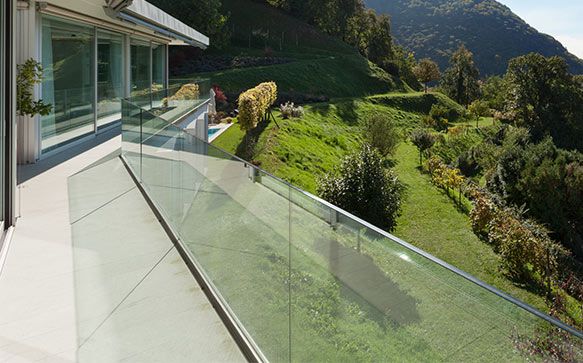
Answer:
17 126 121 185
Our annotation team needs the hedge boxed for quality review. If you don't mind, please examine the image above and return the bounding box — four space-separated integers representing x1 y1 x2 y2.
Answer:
238 81 277 132
424 155 571 281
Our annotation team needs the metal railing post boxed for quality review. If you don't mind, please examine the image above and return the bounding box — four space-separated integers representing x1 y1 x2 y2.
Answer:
329 209 338 230
139 108 143 181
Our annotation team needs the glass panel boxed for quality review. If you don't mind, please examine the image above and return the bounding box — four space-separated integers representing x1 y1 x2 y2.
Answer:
41 15 95 153
178 139 291 362
128 79 211 125
97 29 124 131
0 0 4 222
130 38 150 100
120 99 141 177
152 42 165 98
120 89 583 361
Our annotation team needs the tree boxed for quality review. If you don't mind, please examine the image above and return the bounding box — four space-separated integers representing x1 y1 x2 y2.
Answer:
392 45 422 91
480 75 506 111
344 8 393 66
439 46 480 106
503 53 583 149
413 59 441 93
147 0 230 48
318 143 404 232
362 112 399 157
410 128 435 165
468 99 489 128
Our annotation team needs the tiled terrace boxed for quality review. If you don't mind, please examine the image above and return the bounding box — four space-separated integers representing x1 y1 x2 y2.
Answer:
0 130 244 363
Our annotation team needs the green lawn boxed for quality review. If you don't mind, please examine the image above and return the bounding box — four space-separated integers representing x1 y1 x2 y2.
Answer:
392 141 547 311
173 54 409 98
212 92 467 192
146 150 541 362
213 95 549 314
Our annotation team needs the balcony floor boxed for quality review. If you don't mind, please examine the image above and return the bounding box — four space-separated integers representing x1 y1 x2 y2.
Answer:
0 133 245 363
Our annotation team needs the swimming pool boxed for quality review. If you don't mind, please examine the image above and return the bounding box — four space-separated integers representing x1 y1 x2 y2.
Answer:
208 128 220 138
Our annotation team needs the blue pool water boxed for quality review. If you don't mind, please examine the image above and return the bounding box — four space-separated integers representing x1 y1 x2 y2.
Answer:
208 128 220 138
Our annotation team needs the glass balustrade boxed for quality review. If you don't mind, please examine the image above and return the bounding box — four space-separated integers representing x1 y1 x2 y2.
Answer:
121 95 583 362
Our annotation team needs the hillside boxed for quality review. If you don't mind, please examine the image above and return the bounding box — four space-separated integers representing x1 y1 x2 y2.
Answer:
364 0 583 76
171 0 410 97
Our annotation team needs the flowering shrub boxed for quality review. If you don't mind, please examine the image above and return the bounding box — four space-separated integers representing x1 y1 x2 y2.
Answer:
212 85 227 102
238 82 277 132
488 210 549 279
422 155 442 175
468 188 497 234
165 83 200 102
423 156 465 205
264 47 273 59
280 101 304 119
468 186 571 280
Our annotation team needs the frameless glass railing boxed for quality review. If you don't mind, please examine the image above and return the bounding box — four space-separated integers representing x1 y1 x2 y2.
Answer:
120 97 583 362
127 79 212 125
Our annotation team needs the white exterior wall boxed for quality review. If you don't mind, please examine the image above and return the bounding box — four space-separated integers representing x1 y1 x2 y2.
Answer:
16 2 39 164
177 103 210 142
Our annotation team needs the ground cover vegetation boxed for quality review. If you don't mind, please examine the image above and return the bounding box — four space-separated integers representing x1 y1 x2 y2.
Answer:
160 0 583 357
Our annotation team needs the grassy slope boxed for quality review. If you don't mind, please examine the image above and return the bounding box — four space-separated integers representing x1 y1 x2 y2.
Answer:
392 141 546 310
213 95 429 192
172 0 409 97
174 54 408 97
213 95 547 313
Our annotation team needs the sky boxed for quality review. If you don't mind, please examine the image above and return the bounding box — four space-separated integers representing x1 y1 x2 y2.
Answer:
499 0 583 58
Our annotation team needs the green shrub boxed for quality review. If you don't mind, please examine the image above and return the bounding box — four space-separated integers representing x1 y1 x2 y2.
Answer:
409 128 435 165
361 112 399 157
317 143 404 232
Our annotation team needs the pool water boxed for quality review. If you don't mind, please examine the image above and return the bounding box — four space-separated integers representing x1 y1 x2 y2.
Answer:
208 128 220 138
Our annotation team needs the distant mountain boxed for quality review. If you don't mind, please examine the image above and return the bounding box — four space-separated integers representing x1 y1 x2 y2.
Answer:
363 0 583 76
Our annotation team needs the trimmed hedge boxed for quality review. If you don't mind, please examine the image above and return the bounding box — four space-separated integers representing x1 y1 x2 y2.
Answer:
163 83 200 103
238 81 278 131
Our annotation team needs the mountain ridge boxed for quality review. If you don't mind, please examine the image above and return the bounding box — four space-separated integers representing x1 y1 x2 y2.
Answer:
363 0 583 76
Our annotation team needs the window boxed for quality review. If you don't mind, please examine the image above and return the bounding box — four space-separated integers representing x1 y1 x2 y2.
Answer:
130 38 151 97
152 42 166 90
97 30 124 130
41 15 95 153
38 15 169 156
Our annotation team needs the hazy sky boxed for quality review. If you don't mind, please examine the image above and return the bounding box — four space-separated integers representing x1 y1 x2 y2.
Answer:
499 0 583 58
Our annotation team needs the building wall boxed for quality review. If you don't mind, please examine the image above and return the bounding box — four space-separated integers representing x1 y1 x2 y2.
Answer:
15 0 169 163
15 1 37 164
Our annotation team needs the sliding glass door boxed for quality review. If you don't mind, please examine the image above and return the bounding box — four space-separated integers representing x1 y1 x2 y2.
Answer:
130 38 151 97
152 42 166 89
97 30 124 131
41 15 95 153
38 14 168 156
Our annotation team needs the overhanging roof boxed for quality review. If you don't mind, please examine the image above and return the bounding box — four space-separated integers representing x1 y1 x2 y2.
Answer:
121 0 209 48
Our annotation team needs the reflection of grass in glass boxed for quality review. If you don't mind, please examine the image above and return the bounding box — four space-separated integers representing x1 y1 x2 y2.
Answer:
144 154 549 362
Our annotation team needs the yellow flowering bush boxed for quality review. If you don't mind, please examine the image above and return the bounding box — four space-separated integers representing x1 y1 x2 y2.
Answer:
165 83 200 102
238 82 277 132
